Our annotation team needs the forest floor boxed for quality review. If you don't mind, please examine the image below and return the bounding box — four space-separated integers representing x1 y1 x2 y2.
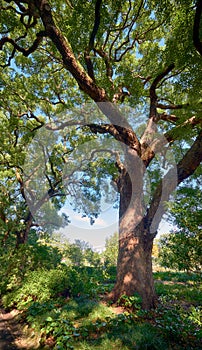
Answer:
0 307 40 350
0 272 201 350
0 302 125 350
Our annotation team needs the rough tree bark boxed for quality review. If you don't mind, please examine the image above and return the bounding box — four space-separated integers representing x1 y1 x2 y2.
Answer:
112 149 157 309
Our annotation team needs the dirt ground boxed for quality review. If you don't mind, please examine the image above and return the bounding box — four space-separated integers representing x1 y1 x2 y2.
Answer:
0 301 125 350
0 308 40 350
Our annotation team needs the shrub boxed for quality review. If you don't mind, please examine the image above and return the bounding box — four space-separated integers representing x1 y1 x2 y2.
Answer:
0 241 62 295
2 264 107 310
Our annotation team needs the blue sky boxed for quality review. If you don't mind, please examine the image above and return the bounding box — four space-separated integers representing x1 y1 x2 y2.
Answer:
58 205 174 251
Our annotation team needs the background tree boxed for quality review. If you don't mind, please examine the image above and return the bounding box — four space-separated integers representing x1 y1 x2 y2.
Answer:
63 239 101 267
158 185 202 272
102 232 118 267
0 108 70 246
0 0 202 309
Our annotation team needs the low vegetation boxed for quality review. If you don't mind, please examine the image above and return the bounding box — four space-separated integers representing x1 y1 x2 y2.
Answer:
0 235 201 350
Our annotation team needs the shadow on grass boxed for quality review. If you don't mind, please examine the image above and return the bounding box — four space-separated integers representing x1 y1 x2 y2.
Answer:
27 297 171 350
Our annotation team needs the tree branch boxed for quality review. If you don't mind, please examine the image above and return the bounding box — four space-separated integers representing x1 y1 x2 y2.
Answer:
89 0 102 50
84 0 102 81
0 31 46 60
141 115 202 167
149 64 175 119
164 116 202 143
177 130 202 183
109 0 133 59
87 123 141 154
193 0 202 56
140 65 176 164
33 0 107 101
144 130 202 235
94 48 113 83
157 102 189 110
158 113 179 123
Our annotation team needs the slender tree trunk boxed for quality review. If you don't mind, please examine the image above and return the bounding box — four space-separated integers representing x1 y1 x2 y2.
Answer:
16 212 33 247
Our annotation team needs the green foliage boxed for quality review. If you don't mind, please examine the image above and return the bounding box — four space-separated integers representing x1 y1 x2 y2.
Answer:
0 239 62 295
0 0 202 322
169 186 202 234
155 305 202 344
158 183 202 272
117 293 142 311
154 271 202 306
102 232 118 267
154 271 200 283
158 231 202 272
0 244 201 350
2 264 108 310
63 240 102 267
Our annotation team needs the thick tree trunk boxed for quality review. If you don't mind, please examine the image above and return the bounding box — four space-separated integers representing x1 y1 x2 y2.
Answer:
110 148 158 309
111 222 157 310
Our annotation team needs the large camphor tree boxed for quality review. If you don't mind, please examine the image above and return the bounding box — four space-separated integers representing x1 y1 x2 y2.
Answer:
0 0 202 309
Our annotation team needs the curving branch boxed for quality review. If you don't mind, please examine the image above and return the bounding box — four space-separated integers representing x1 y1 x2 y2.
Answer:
110 0 145 62
2 1 40 29
84 0 102 81
113 2 166 62
141 115 202 167
94 48 113 82
89 0 102 50
140 65 176 161
87 123 141 154
149 64 175 119
193 0 202 56
177 130 202 182
108 0 132 58
0 31 47 66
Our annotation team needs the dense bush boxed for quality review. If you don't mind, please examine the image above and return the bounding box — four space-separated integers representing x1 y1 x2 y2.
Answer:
2 265 74 309
0 241 62 296
1 263 111 310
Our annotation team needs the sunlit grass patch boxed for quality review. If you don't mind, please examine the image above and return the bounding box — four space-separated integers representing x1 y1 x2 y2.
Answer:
153 271 201 283
73 338 129 350
155 280 202 304
72 322 168 350
81 302 117 323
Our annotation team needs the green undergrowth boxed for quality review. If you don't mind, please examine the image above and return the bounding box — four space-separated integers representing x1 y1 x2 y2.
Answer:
0 244 201 350
2 270 201 350
23 293 201 350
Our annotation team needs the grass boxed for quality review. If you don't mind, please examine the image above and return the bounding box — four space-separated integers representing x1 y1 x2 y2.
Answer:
154 271 202 304
18 270 201 350
1 262 201 350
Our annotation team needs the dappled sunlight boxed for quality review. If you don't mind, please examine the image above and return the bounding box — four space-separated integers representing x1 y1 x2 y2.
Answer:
123 273 133 285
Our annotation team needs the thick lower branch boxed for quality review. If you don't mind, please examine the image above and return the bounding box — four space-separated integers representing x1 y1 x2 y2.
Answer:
88 123 140 154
